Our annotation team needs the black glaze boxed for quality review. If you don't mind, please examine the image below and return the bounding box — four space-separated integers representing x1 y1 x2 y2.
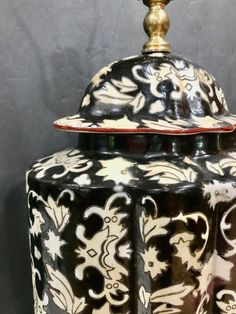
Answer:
77 133 225 157
27 130 236 314
54 54 236 134
27 53 236 314
79 55 226 121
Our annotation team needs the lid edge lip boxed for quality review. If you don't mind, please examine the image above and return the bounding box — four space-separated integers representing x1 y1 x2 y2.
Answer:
53 122 236 136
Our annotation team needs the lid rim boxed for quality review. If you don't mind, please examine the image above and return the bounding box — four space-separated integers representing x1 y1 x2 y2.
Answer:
54 122 236 136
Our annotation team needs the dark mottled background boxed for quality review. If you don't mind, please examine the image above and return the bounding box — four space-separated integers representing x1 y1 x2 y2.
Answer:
0 0 235 313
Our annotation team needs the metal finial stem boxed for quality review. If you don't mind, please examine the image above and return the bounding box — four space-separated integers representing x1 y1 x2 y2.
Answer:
143 0 171 54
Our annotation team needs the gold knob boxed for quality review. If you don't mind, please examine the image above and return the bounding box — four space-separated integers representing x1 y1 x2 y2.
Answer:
143 0 172 54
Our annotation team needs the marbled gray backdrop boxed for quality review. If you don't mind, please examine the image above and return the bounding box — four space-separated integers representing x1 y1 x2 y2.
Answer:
0 0 235 313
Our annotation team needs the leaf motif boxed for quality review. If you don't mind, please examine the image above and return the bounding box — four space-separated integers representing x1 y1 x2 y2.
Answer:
93 83 133 105
47 265 87 314
50 289 67 310
139 285 151 309
46 196 70 232
142 117 192 131
139 162 198 185
165 117 191 128
220 156 236 176
142 119 186 131
206 161 224 176
150 283 194 306
183 157 198 167
81 94 90 107
229 152 236 159
72 298 87 314
153 304 181 314
111 77 138 93
229 167 236 176
130 92 146 113
220 158 236 169
140 211 170 243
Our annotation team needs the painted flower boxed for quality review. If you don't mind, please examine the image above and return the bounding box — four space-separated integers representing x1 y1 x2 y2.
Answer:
96 157 136 184
44 230 66 261
141 247 168 279
203 180 236 209
33 149 93 179
170 232 202 271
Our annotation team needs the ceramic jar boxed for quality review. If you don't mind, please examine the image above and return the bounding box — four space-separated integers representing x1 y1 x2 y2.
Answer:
27 53 236 314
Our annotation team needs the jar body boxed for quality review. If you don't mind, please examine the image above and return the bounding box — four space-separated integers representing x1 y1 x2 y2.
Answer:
27 133 236 314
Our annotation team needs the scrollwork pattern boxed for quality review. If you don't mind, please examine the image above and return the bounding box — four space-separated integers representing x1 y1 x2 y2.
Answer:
75 192 131 307
27 159 236 313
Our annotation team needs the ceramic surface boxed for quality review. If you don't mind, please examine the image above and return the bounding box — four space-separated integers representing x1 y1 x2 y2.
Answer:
54 54 236 135
27 132 236 314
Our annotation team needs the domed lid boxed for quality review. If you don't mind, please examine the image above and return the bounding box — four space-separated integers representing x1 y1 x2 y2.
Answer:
54 0 236 135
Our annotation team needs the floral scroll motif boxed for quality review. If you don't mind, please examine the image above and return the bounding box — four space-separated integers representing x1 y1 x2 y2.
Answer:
75 192 132 307
203 181 236 210
55 55 236 133
28 189 87 314
132 61 210 103
28 167 236 313
221 204 236 257
32 149 93 179
139 196 195 312
138 194 234 313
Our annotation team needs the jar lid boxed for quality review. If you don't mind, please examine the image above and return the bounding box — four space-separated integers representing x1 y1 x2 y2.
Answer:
54 0 236 135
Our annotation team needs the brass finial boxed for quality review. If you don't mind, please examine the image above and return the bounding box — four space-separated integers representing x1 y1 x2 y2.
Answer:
143 0 171 54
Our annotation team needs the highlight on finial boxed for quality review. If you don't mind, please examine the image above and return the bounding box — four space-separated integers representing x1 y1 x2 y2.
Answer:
143 0 172 54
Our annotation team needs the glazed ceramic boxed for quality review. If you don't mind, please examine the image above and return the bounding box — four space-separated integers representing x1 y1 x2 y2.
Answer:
27 53 236 314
